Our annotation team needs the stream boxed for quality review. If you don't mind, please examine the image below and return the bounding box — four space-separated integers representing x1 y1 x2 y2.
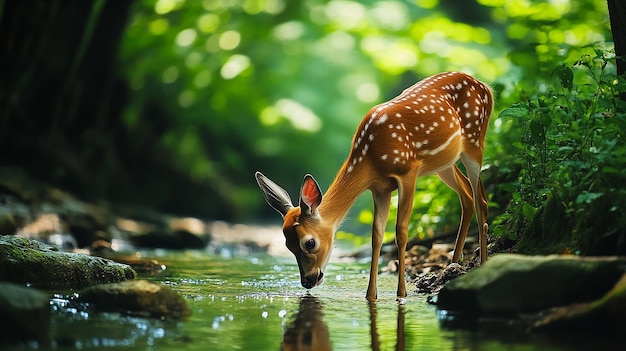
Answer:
43 251 604 351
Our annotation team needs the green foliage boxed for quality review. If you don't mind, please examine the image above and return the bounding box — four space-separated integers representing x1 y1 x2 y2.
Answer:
498 48 626 254
378 0 612 241
2 0 619 255
119 0 512 222
116 0 615 244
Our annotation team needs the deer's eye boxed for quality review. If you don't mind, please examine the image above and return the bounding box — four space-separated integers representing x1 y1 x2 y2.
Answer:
304 238 316 251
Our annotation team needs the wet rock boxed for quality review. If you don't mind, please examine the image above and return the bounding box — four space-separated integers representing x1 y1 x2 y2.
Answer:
0 235 136 289
533 273 626 333
169 216 206 236
128 229 208 249
437 254 626 315
16 212 73 249
402 242 472 294
207 221 288 256
98 253 167 275
63 206 111 248
415 263 467 294
78 280 191 319
15 185 113 249
0 282 50 344
89 238 167 275
116 257 166 275
117 215 210 250
89 239 115 256
0 167 115 249
47 232 79 250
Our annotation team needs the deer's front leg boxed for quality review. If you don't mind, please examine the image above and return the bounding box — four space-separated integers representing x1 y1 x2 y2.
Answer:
395 226 408 299
394 175 417 299
367 191 391 300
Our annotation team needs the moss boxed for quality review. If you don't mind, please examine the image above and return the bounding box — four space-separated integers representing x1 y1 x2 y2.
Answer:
0 235 136 289
575 194 626 256
541 194 571 246
515 185 626 256
79 280 191 319
439 254 626 315
518 194 573 255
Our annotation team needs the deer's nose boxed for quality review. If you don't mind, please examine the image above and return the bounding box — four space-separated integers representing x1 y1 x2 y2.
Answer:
302 271 324 289
302 278 315 289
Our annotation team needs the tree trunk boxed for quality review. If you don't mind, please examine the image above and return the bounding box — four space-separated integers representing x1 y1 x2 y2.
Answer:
608 0 626 100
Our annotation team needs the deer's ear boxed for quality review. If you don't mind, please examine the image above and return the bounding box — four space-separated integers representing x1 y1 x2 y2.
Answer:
255 172 294 218
299 174 322 217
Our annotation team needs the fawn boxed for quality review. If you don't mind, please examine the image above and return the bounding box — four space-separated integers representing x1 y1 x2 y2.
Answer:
256 72 492 299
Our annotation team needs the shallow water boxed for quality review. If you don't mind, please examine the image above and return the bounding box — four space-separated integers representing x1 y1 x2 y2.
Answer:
150 252 450 350
43 251 617 350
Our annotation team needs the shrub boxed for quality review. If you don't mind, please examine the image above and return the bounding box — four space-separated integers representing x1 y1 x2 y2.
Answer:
497 49 626 255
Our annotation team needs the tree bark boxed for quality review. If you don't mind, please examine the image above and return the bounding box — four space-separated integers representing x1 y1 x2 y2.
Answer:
0 0 133 196
608 1 626 82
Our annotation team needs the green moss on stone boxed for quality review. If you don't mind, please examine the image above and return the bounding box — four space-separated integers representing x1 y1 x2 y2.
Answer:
79 280 191 319
0 235 136 289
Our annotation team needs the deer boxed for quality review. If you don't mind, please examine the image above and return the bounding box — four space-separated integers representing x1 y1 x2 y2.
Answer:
256 71 492 300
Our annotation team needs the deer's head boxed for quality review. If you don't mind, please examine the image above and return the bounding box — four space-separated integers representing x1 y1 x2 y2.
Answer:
255 172 333 289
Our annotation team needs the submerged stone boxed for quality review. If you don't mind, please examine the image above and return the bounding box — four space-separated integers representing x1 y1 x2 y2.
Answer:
0 235 136 289
0 282 50 344
437 254 626 315
78 280 191 319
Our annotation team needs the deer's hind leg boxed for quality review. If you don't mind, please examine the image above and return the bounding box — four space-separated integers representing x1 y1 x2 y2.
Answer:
437 165 475 263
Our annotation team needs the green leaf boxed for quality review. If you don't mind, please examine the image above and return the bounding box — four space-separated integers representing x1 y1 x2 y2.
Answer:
575 192 603 205
529 119 545 143
522 202 536 221
540 113 552 128
538 98 548 108
498 107 528 119
512 141 526 150
556 65 573 90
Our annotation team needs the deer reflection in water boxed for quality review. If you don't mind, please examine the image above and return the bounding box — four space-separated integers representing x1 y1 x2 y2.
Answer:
281 296 406 351
369 301 406 351
281 296 331 351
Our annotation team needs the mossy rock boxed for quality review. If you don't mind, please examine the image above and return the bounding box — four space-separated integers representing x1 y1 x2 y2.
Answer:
0 235 136 289
78 280 191 319
438 254 626 315
519 194 572 255
0 282 50 344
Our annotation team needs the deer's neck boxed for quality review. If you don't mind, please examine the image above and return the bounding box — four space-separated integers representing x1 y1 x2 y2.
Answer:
318 159 371 230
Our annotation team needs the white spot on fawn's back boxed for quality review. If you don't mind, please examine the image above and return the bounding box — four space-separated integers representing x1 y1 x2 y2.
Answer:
377 113 389 125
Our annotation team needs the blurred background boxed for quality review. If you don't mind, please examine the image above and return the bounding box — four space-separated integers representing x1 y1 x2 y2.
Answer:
2 0 622 252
